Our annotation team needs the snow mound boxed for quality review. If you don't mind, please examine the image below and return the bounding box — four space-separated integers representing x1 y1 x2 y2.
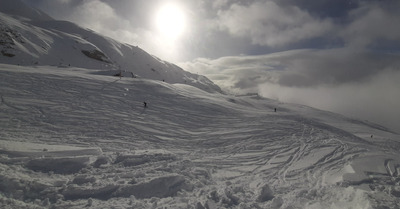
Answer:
114 150 177 167
116 175 190 199
26 157 91 174
62 184 119 201
257 184 275 202
0 139 102 158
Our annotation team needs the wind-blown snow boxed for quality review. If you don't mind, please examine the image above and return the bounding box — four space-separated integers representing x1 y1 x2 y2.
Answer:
1 64 399 208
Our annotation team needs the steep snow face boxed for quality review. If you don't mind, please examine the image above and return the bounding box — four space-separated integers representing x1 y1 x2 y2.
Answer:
0 1 221 93
1 64 400 208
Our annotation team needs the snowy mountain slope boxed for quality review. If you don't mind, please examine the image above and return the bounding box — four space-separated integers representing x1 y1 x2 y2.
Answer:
0 0 221 93
1 64 400 208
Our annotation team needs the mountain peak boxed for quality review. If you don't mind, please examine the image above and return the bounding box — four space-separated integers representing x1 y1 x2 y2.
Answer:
0 0 53 21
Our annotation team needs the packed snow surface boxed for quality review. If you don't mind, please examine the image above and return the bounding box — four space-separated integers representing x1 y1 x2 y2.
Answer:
1 64 400 209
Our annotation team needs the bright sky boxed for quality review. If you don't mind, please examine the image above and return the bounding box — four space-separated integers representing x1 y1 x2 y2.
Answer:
22 0 400 132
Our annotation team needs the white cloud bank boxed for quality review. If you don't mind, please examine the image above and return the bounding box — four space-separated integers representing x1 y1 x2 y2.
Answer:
180 49 400 133
259 69 400 133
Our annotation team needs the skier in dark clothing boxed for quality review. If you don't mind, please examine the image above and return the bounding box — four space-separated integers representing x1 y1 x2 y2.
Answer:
143 102 147 108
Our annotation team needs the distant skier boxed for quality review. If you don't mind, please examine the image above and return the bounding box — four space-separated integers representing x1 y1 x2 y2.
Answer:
114 71 122 78
274 108 276 112
143 101 147 108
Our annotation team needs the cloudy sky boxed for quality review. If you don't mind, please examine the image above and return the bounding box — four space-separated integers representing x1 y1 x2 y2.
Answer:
24 0 400 132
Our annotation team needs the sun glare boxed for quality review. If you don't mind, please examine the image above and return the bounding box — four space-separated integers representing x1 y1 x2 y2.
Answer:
155 3 186 40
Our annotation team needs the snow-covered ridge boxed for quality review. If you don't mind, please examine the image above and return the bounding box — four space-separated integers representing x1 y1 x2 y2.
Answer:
0 0 221 93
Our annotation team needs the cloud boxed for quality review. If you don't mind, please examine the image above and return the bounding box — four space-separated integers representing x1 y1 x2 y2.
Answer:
182 48 400 89
258 69 400 133
277 49 400 87
212 0 229 9
341 2 400 48
180 54 279 93
212 1 400 52
180 48 400 132
64 0 140 44
57 0 72 4
215 1 335 47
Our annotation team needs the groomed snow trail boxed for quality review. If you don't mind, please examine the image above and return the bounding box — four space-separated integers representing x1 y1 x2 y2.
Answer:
1 65 400 208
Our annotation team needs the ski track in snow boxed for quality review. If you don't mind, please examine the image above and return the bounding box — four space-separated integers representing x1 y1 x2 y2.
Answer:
1 65 400 208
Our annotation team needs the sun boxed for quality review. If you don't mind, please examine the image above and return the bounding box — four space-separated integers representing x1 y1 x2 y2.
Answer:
155 3 186 40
